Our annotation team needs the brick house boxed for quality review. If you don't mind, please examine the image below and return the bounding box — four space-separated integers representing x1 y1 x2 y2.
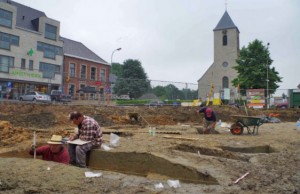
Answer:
61 37 109 100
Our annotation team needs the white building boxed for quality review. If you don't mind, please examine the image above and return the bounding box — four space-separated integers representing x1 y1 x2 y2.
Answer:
198 11 240 102
0 0 63 99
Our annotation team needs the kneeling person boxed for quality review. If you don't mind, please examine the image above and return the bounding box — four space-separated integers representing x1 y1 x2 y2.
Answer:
197 107 217 134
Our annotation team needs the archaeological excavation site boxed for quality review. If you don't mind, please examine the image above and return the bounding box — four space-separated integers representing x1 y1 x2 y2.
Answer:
0 102 300 194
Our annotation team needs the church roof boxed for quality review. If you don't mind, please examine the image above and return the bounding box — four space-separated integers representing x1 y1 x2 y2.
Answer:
213 11 239 32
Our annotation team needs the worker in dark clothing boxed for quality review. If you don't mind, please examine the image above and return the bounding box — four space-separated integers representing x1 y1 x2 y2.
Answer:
196 107 217 134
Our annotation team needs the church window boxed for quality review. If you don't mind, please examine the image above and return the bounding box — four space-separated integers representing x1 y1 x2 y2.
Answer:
222 76 229 88
222 61 228 67
223 35 227 46
222 30 227 46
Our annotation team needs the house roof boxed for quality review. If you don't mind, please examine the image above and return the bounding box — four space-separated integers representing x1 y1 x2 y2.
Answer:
213 11 239 32
61 37 108 64
10 0 46 31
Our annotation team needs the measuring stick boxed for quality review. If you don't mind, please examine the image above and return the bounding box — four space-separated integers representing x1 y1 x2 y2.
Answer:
33 130 36 159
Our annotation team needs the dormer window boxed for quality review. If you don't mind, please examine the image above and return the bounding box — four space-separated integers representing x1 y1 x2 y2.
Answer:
45 23 57 40
0 8 12 28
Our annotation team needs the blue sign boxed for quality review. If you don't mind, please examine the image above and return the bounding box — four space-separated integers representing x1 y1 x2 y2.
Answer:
7 82 12 88
106 87 111 94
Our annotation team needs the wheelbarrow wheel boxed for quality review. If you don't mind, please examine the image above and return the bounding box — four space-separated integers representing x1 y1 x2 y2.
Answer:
230 123 243 135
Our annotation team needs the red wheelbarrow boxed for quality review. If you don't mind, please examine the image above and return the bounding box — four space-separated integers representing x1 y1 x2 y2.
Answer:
230 115 264 135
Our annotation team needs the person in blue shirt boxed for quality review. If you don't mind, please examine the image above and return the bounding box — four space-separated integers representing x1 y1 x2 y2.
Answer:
196 107 217 134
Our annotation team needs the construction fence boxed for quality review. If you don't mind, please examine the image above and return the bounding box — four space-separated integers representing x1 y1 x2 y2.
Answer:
71 77 292 108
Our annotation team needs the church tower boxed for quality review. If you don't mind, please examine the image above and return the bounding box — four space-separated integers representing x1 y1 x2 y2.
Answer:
197 11 240 101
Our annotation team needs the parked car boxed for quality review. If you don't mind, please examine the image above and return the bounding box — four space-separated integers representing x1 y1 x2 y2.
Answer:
118 95 130 100
148 101 164 106
275 102 288 109
19 91 51 103
50 90 72 103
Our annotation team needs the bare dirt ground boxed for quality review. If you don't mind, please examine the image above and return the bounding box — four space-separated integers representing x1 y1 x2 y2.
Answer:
0 101 300 194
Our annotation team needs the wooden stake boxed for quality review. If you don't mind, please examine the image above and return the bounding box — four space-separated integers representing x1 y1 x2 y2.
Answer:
162 135 199 141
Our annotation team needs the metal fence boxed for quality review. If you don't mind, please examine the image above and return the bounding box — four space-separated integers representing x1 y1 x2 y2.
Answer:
148 79 198 100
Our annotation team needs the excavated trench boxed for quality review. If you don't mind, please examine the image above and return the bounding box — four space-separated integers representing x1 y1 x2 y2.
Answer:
88 150 219 185
220 145 274 153
174 144 274 162
0 139 271 185
0 148 219 185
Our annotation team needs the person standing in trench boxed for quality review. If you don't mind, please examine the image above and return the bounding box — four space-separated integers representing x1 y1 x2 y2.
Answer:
29 134 70 164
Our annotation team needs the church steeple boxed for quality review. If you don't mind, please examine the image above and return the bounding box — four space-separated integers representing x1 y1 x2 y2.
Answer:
213 11 239 32
198 9 240 101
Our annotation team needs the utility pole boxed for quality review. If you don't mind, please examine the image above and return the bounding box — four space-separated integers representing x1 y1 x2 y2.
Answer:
266 42 270 109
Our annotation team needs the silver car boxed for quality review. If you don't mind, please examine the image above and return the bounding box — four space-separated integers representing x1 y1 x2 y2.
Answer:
19 91 51 103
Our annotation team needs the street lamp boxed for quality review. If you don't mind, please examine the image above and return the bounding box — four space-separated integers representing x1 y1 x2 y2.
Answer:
106 48 121 104
110 47 121 89
111 48 122 66
266 43 270 109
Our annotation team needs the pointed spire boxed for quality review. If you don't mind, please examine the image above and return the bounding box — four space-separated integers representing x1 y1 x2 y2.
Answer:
213 11 239 32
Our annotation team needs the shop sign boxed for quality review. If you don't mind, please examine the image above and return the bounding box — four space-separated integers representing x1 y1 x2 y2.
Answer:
7 82 12 88
246 89 265 108
28 48 34 56
10 69 42 79
223 88 230 100
95 81 102 85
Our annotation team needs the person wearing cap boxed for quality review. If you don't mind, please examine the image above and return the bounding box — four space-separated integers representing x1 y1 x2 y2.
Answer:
196 107 217 134
29 135 70 164
68 111 102 168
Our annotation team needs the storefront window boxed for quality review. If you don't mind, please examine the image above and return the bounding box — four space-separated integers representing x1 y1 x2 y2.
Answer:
68 84 75 96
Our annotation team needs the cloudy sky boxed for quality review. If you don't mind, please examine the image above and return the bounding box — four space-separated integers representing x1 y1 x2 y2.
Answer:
16 0 300 90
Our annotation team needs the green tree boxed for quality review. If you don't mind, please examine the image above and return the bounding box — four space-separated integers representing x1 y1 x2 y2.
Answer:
182 88 198 100
153 85 198 100
232 39 282 95
111 63 123 77
282 93 287 99
153 86 166 98
164 84 182 100
113 59 150 98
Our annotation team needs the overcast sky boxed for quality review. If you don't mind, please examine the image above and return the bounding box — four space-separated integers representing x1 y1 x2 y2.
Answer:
16 0 300 90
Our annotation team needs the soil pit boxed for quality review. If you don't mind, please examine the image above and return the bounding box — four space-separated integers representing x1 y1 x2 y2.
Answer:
88 150 219 185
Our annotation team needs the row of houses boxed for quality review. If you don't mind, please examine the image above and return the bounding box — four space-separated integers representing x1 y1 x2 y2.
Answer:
0 0 110 100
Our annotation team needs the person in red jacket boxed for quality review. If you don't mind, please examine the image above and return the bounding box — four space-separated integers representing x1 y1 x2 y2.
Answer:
29 135 70 164
196 106 217 134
